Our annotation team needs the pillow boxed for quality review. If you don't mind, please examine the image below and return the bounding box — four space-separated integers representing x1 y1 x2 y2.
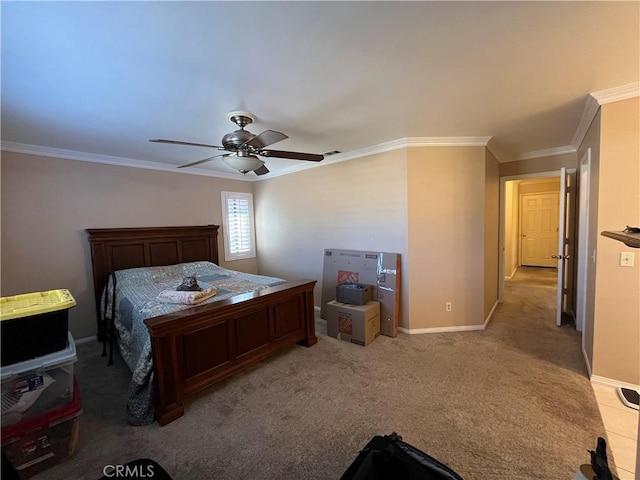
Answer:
150 265 183 284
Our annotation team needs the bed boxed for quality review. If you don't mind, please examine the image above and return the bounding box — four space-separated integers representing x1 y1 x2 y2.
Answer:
86 225 317 426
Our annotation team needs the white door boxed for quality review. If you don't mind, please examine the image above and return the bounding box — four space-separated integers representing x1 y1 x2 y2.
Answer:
576 150 591 333
554 167 576 327
520 193 559 267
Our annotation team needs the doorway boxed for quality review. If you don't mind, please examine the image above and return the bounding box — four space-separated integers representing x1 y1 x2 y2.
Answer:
499 172 572 327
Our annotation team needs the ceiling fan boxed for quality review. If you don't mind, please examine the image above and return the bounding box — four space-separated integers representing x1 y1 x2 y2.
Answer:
150 111 324 175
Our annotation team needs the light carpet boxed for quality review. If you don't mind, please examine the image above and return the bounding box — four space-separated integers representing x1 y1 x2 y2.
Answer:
32 267 607 479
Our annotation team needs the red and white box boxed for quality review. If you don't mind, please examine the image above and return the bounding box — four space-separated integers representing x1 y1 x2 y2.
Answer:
326 300 380 346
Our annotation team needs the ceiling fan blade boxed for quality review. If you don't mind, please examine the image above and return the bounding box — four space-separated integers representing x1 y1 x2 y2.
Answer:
243 130 288 150
254 165 270 176
258 149 324 162
177 153 230 169
150 138 224 149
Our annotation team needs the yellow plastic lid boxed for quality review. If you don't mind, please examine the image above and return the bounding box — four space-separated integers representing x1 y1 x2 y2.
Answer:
0 289 76 321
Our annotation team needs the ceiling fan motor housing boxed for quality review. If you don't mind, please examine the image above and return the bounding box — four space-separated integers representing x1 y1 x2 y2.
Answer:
222 129 256 151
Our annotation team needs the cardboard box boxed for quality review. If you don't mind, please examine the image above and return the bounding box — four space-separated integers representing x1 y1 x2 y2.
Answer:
321 249 400 337
326 300 380 346
335 283 373 305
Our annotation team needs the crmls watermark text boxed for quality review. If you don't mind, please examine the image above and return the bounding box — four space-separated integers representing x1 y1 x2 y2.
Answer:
102 464 155 478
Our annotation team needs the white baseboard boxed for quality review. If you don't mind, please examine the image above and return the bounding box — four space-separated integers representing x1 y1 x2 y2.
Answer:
398 307 495 334
505 265 519 280
590 374 640 392
484 300 499 328
398 324 485 335
582 347 592 378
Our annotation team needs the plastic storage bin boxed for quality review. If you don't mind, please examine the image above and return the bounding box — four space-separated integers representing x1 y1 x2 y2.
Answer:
1 379 81 479
1 332 77 427
1 290 76 366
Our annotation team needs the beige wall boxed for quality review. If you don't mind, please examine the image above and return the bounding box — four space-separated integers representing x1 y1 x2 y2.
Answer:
0 152 256 339
253 149 410 326
484 149 500 319
499 152 577 177
0 144 504 338
592 97 640 386
256 144 499 332
406 146 487 330
518 178 560 195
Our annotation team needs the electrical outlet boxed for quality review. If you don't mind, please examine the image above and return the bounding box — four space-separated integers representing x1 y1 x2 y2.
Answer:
445 302 452 312
620 252 635 267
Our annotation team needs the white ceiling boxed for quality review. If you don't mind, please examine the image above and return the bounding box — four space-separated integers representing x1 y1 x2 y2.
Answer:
2 1 639 180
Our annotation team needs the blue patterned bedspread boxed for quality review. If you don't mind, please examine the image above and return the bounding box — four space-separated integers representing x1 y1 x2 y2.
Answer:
103 261 286 425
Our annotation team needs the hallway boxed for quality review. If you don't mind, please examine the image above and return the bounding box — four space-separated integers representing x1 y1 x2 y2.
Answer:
501 266 638 479
504 266 558 321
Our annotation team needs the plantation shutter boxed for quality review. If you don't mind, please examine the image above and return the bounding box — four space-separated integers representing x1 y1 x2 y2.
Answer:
221 192 256 260
227 196 251 254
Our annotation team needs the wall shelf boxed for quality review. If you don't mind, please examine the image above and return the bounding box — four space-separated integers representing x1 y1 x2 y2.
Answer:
601 230 640 248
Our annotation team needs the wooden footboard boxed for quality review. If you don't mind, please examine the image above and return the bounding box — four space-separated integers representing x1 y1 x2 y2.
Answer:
144 279 317 425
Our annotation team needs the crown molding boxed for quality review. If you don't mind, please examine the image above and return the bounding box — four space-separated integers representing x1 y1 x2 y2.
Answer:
570 82 640 151
404 136 492 147
0 141 249 181
514 145 577 161
3 136 493 182
258 137 492 180
309 136 492 167
571 94 601 150
486 137 511 163
590 82 640 105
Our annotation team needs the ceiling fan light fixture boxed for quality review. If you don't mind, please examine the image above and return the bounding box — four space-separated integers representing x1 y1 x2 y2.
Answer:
222 154 264 174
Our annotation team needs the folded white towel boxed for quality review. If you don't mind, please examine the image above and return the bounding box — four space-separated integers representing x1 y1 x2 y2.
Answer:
157 287 218 305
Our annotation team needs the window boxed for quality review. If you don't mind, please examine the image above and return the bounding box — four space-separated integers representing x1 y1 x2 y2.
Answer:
221 191 256 261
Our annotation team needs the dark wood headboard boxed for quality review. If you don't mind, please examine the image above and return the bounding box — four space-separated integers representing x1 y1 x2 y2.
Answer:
86 225 220 317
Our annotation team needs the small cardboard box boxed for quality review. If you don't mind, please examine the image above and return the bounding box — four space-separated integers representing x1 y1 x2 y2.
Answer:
335 283 373 305
326 300 380 346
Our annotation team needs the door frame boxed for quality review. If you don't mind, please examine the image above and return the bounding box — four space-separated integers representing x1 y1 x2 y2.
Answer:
498 170 562 302
576 149 592 337
556 167 568 327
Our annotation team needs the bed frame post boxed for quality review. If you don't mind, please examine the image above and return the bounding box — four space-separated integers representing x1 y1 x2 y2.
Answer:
148 332 185 425
299 287 318 347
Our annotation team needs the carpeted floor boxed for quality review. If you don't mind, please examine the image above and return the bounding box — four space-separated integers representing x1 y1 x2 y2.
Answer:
31 266 608 479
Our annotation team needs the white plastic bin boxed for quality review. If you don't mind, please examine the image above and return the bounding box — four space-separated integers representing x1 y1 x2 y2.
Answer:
1 332 77 427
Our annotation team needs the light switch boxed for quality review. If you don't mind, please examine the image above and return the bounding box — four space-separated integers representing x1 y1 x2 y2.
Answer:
620 252 635 267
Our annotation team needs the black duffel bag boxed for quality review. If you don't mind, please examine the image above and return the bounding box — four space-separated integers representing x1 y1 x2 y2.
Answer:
340 433 464 480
